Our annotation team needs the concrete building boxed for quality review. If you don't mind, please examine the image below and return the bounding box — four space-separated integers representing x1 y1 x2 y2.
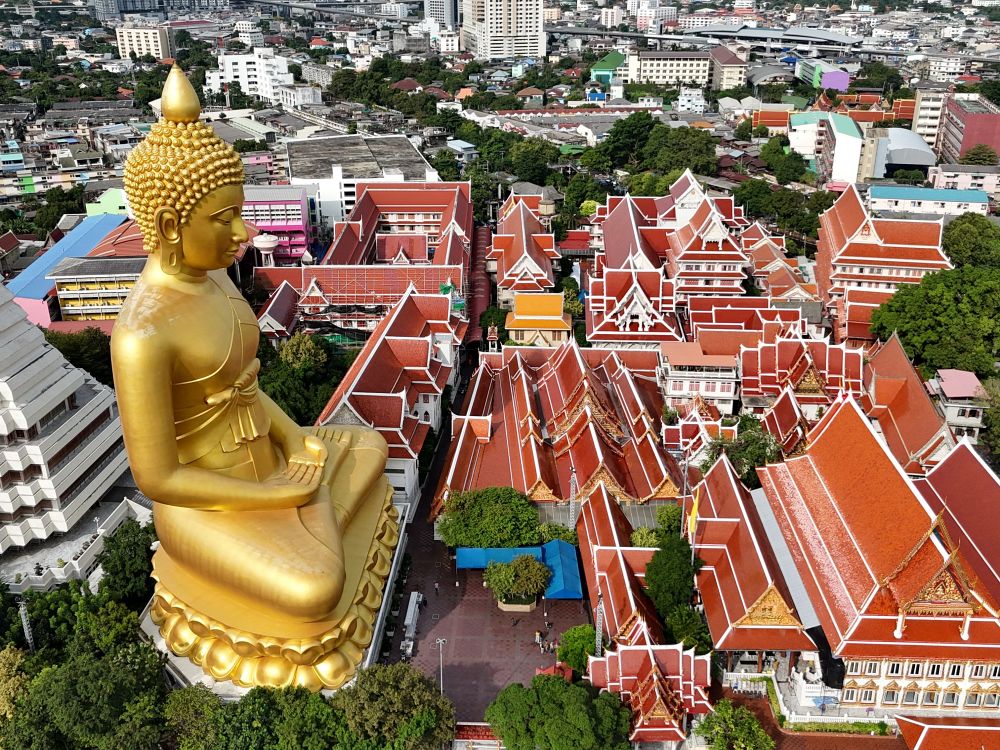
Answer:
867 185 989 216
275 84 323 110
115 24 173 60
675 87 707 114
461 0 546 60
300 62 337 88
815 113 863 184
47 256 143 321
286 134 439 224
205 48 295 105
636 5 677 31
795 58 850 91
928 163 1000 198
424 0 459 28
911 80 952 150
234 20 264 48
925 369 988 443
600 6 624 27
928 55 964 82
658 341 738 415
857 128 936 182
627 50 713 86
940 93 1000 164
0 284 128 554
242 185 312 262
710 46 748 90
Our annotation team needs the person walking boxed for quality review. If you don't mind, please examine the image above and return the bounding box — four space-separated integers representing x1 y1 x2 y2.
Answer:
434 582 439 595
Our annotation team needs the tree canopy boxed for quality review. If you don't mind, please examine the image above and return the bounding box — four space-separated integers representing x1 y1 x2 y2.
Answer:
556 624 596 674
640 125 717 175
437 487 541 548
330 663 456 750
696 698 775 750
700 416 781 490
43 326 114 387
483 555 551 602
97 519 157 611
942 212 1000 268
258 334 356 425
870 267 1000 377
485 674 632 750
959 144 999 166
644 533 702 622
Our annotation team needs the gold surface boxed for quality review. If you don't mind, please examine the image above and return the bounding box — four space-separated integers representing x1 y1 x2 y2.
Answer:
112 66 397 690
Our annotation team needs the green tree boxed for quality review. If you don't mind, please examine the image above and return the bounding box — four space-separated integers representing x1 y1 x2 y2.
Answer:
981 378 1000 468
330 662 456 750
479 305 508 342
701 417 781 489
561 173 606 217
97 519 157 611
891 168 925 185
164 685 222 750
942 212 1000 267
431 149 461 181
656 503 682 537
486 674 631 750
733 119 753 140
0 646 28 720
279 332 328 374
870 267 1000 377
579 147 612 173
538 522 577 544
214 686 280 750
232 138 267 153
959 144 999 166
598 111 657 168
772 150 807 185
630 527 660 547
579 199 598 216
733 178 773 217
641 125 717 175
696 698 774 750
438 486 541 548
752 124 770 138
556 624 596 673
70 598 140 657
667 606 712 654
645 534 702 621
509 139 560 184
42 326 113 387
483 555 551 602
273 687 347 750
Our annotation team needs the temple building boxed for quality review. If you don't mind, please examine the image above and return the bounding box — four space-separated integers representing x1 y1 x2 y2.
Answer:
255 182 473 338
318 289 466 521
433 342 681 515
586 266 681 348
815 186 951 343
752 397 1000 715
0 285 128 554
504 293 572 346
486 195 560 308
577 484 713 742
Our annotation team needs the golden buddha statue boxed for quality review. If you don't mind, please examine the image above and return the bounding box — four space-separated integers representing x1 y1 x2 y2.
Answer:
111 66 398 691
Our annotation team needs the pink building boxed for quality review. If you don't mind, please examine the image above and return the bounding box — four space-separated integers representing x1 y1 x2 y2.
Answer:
940 94 1000 163
242 185 312 263
928 164 1000 199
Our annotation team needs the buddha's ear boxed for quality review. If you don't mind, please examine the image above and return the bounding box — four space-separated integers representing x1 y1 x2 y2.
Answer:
154 206 181 246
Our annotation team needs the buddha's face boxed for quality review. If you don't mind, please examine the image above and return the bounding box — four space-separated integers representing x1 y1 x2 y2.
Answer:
178 184 250 271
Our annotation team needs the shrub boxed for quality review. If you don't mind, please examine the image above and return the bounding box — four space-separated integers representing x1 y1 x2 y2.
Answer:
438 487 540 548
483 555 551 602
630 527 660 548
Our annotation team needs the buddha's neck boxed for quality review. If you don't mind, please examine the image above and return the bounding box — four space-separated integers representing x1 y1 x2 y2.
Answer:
146 257 215 292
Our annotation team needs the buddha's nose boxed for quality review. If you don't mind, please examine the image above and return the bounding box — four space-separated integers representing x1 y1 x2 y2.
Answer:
233 217 249 244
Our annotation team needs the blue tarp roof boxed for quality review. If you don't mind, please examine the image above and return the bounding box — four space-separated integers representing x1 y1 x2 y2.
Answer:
6 214 125 300
455 540 583 600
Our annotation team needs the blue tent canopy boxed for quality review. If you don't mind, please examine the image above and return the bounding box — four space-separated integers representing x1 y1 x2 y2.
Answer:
455 541 582 600
541 540 582 599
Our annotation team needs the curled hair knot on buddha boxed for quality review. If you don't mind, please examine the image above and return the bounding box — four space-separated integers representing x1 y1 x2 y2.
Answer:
123 65 245 256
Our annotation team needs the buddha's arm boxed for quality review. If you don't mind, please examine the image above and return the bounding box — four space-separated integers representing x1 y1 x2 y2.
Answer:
258 388 305 448
112 329 316 511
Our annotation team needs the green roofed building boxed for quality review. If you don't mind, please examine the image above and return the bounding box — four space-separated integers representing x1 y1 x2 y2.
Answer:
590 50 627 85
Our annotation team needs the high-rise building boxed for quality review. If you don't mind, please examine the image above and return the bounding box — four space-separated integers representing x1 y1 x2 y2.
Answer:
461 0 546 60
93 0 120 22
205 48 295 105
115 24 174 60
911 80 953 151
424 0 459 28
0 285 128 553
939 93 1000 163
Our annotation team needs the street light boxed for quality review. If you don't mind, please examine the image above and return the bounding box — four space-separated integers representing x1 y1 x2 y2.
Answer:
435 638 447 694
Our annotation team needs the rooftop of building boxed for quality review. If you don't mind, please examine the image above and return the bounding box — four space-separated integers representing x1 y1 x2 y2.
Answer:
47 255 145 279
933 368 986 400
933 163 1000 174
590 50 627 71
868 185 989 203
952 95 1000 115
286 134 432 181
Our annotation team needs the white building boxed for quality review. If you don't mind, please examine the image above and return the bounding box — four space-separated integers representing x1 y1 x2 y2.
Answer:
911 81 952 151
867 185 990 216
636 5 677 30
627 49 712 86
461 0 546 60
276 84 324 109
601 6 624 27
381 2 410 17
925 369 988 443
815 113 863 184
675 87 706 114
658 342 738 415
928 163 1000 198
0 285 128 554
115 24 173 60
436 29 460 52
234 20 265 49
928 55 964 82
205 47 295 105
425 0 459 27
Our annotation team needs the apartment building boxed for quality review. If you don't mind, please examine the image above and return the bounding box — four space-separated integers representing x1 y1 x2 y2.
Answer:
627 50 712 86
424 0 458 28
928 163 1000 198
795 58 849 91
928 55 964 82
460 0 546 60
600 6 624 27
275 84 323 110
115 24 173 60
939 93 1000 163
867 185 989 216
48 257 143 321
911 80 952 150
242 185 312 263
710 46 748 90
925 369 987 443
636 5 677 30
205 48 295 105
658 341 738 415
815 113 863 184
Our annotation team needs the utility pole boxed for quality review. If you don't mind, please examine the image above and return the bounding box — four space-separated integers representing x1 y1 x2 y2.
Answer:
567 465 578 527
435 637 447 693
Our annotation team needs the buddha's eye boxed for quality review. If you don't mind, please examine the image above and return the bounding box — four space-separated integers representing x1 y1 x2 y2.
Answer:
215 210 234 224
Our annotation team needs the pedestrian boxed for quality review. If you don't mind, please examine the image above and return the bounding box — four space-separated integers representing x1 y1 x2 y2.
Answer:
434 582 439 595
455 580 459 587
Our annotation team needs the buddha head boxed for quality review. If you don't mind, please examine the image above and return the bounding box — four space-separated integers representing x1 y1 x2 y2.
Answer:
124 65 248 275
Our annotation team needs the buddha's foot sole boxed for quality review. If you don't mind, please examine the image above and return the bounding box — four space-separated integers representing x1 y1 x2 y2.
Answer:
150 491 399 691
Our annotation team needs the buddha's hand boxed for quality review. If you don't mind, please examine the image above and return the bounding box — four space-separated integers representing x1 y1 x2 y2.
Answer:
284 433 328 488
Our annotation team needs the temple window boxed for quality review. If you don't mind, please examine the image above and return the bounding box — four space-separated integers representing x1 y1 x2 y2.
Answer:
966 691 981 707
991 665 1000 680
928 663 943 678
984 692 999 708
883 690 898 704
887 662 902 677
864 662 880 676
943 691 959 706
948 663 964 679
972 665 986 679
907 662 923 678
922 691 939 706
902 689 918 705
842 688 857 703
847 661 862 676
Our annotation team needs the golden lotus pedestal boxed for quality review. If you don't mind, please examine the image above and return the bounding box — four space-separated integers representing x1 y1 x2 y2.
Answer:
148 471 399 692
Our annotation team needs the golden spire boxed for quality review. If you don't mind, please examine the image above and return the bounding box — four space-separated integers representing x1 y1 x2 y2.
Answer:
161 64 201 123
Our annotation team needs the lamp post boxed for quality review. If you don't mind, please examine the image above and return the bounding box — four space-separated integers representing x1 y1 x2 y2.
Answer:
435 638 447 694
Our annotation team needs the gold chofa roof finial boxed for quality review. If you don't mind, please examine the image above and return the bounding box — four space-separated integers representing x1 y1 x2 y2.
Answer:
161 64 201 123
